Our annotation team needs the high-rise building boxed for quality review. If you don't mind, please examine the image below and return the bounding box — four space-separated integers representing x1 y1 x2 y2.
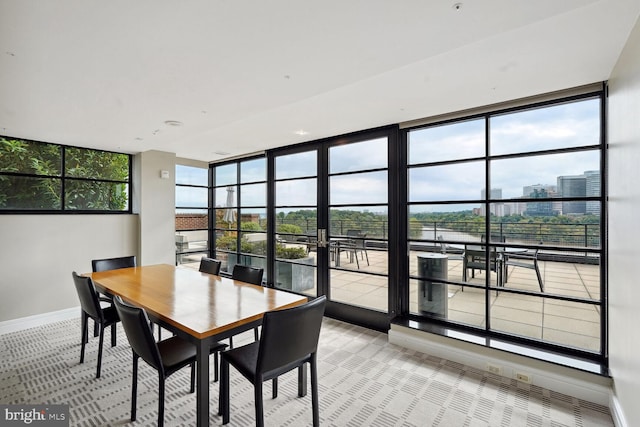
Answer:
480 188 503 216
584 170 601 215
523 184 558 216
557 175 587 215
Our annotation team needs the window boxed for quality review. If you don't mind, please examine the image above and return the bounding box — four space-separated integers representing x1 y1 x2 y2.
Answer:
0 136 130 212
175 164 209 267
212 157 267 279
406 93 605 360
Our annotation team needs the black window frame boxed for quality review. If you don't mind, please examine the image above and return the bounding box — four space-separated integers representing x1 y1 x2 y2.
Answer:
0 135 132 214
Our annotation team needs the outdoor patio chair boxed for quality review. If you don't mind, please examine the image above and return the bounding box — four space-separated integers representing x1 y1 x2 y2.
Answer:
504 248 544 292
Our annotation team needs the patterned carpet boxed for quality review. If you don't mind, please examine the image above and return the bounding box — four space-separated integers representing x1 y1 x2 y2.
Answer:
0 316 613 426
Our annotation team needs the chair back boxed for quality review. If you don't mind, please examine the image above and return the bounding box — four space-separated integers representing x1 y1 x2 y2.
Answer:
232 264 263 285
72 272 104 321
465 247 499 270
113 296 163 371
257 296 326 374
92 256 137 272
199 257 222 275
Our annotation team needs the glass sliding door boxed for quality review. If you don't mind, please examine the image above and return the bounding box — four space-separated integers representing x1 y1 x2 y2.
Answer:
328 137 389 312
272 149 318 296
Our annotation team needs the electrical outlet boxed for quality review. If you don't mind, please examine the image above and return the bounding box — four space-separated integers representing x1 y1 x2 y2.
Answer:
485 363 503 376
515 372 532 384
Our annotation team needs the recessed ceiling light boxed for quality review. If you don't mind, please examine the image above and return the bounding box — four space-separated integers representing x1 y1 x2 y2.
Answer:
294 129 309 136
452 2 463 11
164 120 183 127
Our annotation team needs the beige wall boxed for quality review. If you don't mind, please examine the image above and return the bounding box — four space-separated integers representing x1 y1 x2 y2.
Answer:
607 15 640 427
0 214 138 322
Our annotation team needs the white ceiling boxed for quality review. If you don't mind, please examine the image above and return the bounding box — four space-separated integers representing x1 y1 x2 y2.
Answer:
1 0 638 162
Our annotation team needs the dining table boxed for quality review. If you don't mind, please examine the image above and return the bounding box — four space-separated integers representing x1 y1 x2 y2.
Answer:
88 263 308 427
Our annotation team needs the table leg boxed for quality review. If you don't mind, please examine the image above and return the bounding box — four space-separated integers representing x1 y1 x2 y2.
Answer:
196 340 209 427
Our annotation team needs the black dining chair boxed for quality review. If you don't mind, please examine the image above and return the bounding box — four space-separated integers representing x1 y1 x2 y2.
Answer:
220 295 326 427
113 296 198 427
230 264 265 345
199 257 222 275
72 271 120 379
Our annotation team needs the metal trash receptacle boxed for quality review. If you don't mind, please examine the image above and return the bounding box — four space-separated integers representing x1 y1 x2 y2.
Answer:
417 253 448 318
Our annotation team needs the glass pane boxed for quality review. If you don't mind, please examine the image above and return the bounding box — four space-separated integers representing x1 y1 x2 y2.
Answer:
240 158 266 183
275 259 316 296
329 137 387 173
0 137 62 175
240 208 267 231
176 165 207 186
175 210 208 231
215 163 237 186
330 270 388 312
491 151 600 199
329 206 388 239
66 148 129 181
0 175 61 209
275 208 317 236
409 161 485 202
65 180 129 210
330 171 387 205
215 186 236 208
492 296 600 352
409 204 485 244
240 231 267 255
275 151 317 179
275 178 317 206
408 118 485 164
176 186 207 208
491 98 601 156
240 183 266 206
175 230 209 252
409 278 485 327
490 203 601 248
215 207 237 229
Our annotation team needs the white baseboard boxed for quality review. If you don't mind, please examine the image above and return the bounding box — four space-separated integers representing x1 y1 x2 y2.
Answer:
0 307 80 335
388 326 611 406
610 393 628 427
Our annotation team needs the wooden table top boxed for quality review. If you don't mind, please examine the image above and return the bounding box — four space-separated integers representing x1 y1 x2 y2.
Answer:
89 264 308 339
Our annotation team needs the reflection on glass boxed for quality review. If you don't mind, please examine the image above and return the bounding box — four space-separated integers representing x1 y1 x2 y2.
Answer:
330 171 387 205
215 163 237 186
409 161 485 202
329 137 388 173
176 186 207 208
275 151 317 179
329 270 388 312
408 118 485 164
175 165 207 186
491 98 600 156
240 183 266 206
490 151 600 199
241 158 266 183
276 178 317 206
275 259 316 295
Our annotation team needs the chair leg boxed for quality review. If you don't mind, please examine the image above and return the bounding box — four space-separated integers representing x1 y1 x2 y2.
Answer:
96 324 105 378
110 323 117 347
93 320 99 338
272 377 278 399
158 374 165 427
220 358 229 424
310 355 320 427
228 336 234 349
80 312 87 363
254 327 259 341
213 352 219 382
254 380 264 427
534 260 544 292
298 363 307 397
131 354 138 421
